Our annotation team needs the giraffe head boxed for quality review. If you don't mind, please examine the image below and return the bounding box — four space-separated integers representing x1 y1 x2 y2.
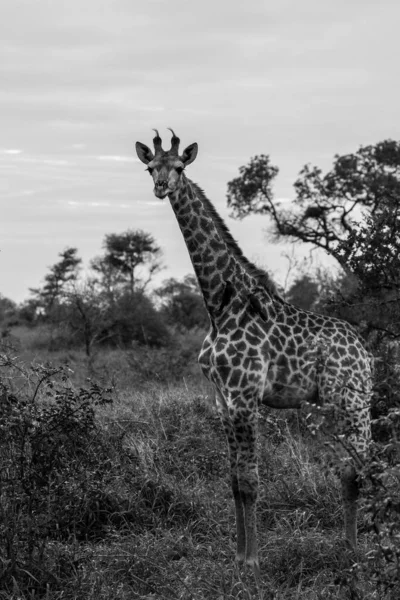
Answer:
135 129 198 199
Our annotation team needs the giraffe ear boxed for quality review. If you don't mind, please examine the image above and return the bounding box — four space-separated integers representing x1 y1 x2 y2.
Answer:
135 142 154 164
181 143 198 166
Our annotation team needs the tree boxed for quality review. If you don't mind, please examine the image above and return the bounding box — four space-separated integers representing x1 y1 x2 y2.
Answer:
156 274 209 330
227 140 400 272
0 295 17 325
99 230 163 296
102 290 170 348
30 248 81 318
64 281 110 357
285 274 320 311
89 255 124 309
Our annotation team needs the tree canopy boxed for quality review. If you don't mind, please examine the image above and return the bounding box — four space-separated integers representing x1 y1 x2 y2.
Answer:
93 229 163 296
227 139 400 339
227 140 400 272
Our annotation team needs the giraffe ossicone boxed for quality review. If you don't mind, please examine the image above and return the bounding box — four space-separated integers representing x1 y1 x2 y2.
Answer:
135 130 372 581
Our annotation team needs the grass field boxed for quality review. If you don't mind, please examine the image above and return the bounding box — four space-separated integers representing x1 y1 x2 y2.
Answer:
0 328 397 599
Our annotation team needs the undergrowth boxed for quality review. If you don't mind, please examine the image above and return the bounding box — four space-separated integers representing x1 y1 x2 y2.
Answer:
0 344 399 598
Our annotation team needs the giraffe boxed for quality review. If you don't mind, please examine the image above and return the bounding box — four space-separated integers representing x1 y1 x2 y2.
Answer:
135 130 372 582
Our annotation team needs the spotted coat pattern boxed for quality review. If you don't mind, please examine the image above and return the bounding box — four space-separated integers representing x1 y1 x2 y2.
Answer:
135 131 372 582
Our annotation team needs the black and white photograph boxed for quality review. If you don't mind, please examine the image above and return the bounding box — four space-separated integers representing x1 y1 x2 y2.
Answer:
1 1 400 598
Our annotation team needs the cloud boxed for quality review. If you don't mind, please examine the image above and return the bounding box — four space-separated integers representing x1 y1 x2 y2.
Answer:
95 155 136 163
1 0 400 303
2 149 22 155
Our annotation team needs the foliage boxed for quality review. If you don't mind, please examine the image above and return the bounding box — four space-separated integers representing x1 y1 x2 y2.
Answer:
29 247 81 317
285 273 320 311
95 229 163 296
1 339 400 598
334 195 400 340
0 295 17 326
227 140 400 271
226 153 279 220
125 327 206 385
156 274 209 330
0 354 117 597
22 231 170 352
102 290 170 348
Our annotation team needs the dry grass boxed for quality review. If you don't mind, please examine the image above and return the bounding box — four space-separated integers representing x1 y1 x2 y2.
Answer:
0 331 395 599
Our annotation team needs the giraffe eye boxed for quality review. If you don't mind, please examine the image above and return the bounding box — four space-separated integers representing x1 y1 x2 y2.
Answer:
146 167 153 175
175 166 184 174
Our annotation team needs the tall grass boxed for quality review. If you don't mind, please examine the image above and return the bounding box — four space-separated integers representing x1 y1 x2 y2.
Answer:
0 329 399 598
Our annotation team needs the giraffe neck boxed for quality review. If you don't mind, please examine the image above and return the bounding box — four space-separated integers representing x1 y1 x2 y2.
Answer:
168 175 276 318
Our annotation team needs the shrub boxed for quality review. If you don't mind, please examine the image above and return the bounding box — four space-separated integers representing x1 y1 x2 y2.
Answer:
0 355 117 596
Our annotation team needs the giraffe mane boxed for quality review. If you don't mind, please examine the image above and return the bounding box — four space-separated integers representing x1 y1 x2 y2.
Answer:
188 179 281 298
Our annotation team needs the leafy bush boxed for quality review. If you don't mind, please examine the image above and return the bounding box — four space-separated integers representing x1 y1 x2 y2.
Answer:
0 355 117 596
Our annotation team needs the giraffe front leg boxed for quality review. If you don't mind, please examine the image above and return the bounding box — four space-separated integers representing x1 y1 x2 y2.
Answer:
232 407 260 577
217 402 246 562
231 458 247 563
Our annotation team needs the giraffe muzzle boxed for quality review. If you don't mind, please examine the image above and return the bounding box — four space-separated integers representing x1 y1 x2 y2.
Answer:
154 180 169 198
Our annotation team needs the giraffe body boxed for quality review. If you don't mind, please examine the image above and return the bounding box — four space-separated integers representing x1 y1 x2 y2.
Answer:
135 131 372 580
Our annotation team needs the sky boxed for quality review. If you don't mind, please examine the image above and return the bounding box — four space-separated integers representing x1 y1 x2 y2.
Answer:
1 0 400 302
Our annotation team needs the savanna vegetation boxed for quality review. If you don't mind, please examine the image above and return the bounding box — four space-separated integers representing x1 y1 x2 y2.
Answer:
1 139 400 599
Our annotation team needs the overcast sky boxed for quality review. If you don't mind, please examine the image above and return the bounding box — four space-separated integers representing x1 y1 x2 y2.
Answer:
1 0 400 302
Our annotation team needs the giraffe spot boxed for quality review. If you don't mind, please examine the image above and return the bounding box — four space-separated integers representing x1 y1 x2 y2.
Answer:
279 324 291 337
232 355 242 367
269 347 278 360
196 232 207 244
297 313 309 328
248 348 259 358
277 354 290 376
202 265 214 277
178 206 190 216
217 365 231 383
285 340 297 356
231 330 243 342
243 357 261 371
203 250 214 264
215 254 227 269
270 335 284 352
187 239 197 253
261 341 270 359
226 345 236 357
245 333 261 345
223 318 237 330
228 370 241 387
210 274 221 288
348 345 360 358
210 239 221 251
236 341 246 352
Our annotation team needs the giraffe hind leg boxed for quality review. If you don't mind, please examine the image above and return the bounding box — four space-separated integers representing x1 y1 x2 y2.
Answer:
341 462 359 550
340 401 370 549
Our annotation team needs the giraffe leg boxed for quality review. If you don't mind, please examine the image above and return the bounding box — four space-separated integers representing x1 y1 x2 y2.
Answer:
216 392 246 564
218 411 246 562
341 462 359 550
216 391 261 579
234 413 260 574
232 467 246 563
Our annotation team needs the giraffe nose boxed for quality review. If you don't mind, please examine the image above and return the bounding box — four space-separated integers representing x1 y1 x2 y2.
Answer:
156 179 167 189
